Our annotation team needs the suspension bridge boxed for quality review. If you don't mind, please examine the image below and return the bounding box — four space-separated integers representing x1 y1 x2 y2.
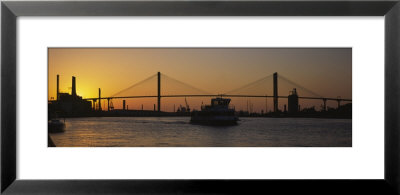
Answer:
81 72 351 113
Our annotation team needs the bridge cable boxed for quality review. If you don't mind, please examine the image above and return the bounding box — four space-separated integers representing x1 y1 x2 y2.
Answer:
278 74 323 98
224 74 273 95
162 73 211 95
111 74 157 97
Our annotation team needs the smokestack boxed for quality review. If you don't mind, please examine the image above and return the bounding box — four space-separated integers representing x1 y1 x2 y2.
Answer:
72 76 77 97
56 74 59 100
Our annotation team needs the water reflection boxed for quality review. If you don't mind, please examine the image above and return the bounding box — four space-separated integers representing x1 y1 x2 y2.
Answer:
49 117 352 147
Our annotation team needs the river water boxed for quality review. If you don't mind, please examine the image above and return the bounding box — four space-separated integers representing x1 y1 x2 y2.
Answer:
49 117 351 147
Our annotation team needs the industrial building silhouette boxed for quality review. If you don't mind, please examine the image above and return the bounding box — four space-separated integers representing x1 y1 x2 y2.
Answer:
48 75 92 118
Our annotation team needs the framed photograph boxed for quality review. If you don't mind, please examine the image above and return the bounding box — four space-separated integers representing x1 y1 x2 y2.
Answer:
47 47 352 147
2 0 399 194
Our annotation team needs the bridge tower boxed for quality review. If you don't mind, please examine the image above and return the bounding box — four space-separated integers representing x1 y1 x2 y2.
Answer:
158 72 161 112
273 72 278 113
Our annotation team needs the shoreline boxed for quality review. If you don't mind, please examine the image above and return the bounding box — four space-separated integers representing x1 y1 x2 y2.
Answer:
54 114 352 120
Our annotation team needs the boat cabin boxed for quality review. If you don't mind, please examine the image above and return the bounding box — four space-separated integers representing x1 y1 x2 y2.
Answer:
211 98 231 108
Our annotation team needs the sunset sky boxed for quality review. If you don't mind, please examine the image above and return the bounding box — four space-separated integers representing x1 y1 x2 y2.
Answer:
48 48 351 112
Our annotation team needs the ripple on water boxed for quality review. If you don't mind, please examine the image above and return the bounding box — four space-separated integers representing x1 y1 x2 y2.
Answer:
50 117 352 147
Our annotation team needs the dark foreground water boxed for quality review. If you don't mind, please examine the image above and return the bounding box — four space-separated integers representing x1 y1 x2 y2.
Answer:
49 117 351 147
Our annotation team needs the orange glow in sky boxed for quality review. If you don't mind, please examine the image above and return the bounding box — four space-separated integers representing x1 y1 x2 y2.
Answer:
48 48 351 112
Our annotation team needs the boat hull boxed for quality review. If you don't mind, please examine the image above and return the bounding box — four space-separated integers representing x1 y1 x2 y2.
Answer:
48 121 65 133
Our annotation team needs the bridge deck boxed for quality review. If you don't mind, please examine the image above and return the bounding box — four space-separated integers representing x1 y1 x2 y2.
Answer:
82 94 351 102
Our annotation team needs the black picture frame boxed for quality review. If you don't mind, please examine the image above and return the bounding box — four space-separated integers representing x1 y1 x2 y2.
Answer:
2 0 399 194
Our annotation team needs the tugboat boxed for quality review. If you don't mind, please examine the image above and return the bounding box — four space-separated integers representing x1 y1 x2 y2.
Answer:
48 119 65 133
191 97 238 125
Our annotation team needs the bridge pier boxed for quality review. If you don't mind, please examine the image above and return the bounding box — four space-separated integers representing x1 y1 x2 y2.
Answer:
337 96 341 109
56 74 59 100
265 96 267 113
92 100 96 110
98 88 102 111
107 98 110 111
323 98 327 111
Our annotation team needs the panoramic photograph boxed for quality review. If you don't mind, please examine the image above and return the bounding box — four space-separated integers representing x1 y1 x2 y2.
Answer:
48 48 352 147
